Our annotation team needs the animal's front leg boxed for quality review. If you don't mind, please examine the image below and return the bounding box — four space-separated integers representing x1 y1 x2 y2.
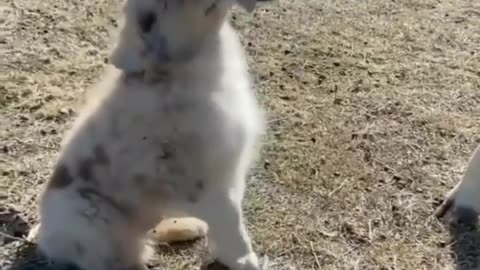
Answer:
193 191 259 270
435 145 480 222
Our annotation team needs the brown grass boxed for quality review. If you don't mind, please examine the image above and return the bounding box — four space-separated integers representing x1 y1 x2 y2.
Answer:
1 0 480 269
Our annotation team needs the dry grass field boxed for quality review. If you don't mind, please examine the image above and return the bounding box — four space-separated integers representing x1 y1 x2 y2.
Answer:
1 0 480 269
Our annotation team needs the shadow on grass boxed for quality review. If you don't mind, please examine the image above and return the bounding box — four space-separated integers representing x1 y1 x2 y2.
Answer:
155 240 228 270
2 240 210 270
153 238 227 270
1 240 82 270
154 238 204 255
448 207 480 270
1 206 30 245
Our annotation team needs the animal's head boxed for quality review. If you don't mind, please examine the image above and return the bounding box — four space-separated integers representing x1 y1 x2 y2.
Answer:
110 0 256 73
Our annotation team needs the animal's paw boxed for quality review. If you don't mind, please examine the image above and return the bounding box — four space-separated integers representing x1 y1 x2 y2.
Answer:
202 253 260 270
435 198 479 226
26 223 40 242
238 252 261 270
200 260 229 270
435 184 480 225
149 217 208 243
435 146 480 224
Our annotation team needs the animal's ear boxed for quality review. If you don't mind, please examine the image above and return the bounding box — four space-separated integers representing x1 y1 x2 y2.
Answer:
235 0 256 12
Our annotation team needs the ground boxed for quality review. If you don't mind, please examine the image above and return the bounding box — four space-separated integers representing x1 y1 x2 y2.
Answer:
1 0 480 269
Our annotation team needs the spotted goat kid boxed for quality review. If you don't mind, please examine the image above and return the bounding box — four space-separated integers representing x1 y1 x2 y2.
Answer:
36 0 264 269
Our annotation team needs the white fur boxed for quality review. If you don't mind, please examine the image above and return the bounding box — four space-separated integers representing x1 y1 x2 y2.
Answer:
37 1 265 269
436 145 480 219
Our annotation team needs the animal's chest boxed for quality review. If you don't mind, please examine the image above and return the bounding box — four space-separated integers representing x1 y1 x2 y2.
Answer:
95 88 246 180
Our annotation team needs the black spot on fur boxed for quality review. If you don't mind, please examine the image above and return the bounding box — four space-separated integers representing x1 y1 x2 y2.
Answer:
93 145 110 165
77 187 132 219
196 179 204 190
159 151 173 160
48 165 74 189
454 206 478 226
74 242 85 256
78 146 110 183
134 174 146 186
205 1 218 15
158 143 174 159
78 158 94 182
187 194 198 203
139 12 156 33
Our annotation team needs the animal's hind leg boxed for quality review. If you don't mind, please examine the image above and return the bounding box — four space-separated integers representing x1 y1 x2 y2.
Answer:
190 191 259 270
435 145 480 222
